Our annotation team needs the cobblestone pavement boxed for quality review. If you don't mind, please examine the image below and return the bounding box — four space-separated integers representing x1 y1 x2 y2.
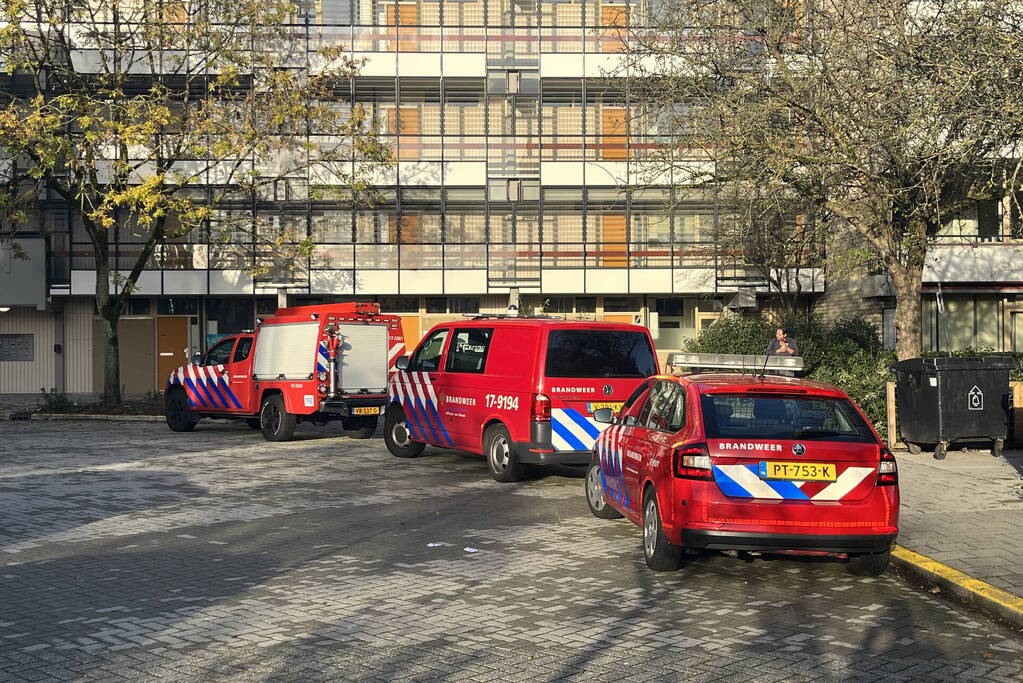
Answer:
1 421 1022 682
897 448 1023 597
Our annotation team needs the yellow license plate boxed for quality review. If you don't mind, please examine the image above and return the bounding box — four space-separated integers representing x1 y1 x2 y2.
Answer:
759 461 837 482
588 402 623 413
352 406 380 416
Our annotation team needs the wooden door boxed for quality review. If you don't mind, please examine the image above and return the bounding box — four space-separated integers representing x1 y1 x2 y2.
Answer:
600 5 629 53
601 107 628 160
156 317 189 387
386 107 421 160
386 3 419 52
601 214 628 268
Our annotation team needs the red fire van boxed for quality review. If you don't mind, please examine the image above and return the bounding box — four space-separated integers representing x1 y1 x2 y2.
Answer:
383 316 659 482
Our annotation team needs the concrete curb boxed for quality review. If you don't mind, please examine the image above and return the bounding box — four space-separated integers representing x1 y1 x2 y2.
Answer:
19 413 164 423
892 545 1023 630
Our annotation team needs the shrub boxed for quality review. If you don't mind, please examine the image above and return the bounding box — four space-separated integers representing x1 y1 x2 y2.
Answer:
685 314 894 435
38 389 76 413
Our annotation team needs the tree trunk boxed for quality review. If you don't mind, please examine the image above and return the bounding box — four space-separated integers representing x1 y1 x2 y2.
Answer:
94 235 122 405
101 312 121 405
890 263 924 360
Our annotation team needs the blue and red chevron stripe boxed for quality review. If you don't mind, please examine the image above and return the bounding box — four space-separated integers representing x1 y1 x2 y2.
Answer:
168 364 243 410
387 370 455 448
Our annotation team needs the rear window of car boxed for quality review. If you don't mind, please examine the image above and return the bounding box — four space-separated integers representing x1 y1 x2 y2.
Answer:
700 394 875 443
544 330 657 379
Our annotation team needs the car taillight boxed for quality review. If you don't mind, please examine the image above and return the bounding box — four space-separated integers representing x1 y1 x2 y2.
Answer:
531 393 551 422
674 442 713 480
877 446 898 485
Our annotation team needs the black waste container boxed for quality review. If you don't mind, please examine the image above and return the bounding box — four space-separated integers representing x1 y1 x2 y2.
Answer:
892 356 1015 459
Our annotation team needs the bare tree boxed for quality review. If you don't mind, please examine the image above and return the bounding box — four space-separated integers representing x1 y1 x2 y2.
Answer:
622 0 1023 358
0 0 392 402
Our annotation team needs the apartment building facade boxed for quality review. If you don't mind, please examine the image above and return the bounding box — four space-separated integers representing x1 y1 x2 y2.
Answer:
1 0 1015 396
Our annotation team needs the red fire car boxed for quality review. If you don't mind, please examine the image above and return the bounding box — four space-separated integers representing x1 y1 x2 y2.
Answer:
584 355 899 576
384 316 659 482
164 303 405 441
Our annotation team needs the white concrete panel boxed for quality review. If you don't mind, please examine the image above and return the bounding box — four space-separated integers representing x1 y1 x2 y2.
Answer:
585 268 628 293
541 269 584 293
367 163 398 186
924 243 1023 283
70 270 97 296
585 162 629 186
629 268 672 293
443 162 487 185
540 53 585 77
398 161 444 186
119 271 162 295
163 271 208 295
541 162 585 185
400 269 443 294
444 269 487 294
442 53 486 76
310 270 355 294
353 51 397 76
398 52 442 76
585 53 627 78
673 268 718 293
209 270 254 294
356 270 399 295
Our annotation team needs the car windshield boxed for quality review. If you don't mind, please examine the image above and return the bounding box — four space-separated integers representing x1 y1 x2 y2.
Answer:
700 394 875 443
544 330 657 379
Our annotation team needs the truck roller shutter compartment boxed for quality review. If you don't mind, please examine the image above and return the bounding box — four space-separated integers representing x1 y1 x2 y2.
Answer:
253 322 320 380
337 323 389 393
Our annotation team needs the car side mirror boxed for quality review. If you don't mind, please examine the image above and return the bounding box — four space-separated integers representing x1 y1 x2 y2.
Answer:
592 408 614 424
394 355 409 371
191 352 203 365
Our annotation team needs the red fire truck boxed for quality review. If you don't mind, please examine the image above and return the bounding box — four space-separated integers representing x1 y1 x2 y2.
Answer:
164 303 405 441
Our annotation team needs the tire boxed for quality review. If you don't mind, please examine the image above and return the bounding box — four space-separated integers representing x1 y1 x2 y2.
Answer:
585 462 623 519
642 488 682 572
344 415 378 440
907 442 921 455
260 394 297 442
245 418 261 430
165 389 199 433
845 549 891 577
933 441 948 460
384 405 425 458
485 424 525 483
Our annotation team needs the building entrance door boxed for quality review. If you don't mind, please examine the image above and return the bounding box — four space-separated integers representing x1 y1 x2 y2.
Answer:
157 317 190 386
1012 312 1023 352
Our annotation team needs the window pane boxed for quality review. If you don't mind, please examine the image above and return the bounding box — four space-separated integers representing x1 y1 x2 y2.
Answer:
446 328 493 373
545 330 656 378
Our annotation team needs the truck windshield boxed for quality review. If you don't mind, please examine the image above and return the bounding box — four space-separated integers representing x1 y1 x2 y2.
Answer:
700 394 875 443
545 330 656 379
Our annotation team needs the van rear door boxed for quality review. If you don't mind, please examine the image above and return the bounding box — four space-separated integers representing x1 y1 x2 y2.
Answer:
542 327 658 452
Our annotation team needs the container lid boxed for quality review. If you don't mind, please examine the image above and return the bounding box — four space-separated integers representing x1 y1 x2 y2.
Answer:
892 356 1017 372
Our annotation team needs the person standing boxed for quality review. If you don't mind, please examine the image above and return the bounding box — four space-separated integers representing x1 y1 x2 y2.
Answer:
767 327 799 357
766 327 799 376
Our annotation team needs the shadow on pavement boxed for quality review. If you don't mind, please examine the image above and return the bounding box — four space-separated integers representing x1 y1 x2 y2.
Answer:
0 470 207 546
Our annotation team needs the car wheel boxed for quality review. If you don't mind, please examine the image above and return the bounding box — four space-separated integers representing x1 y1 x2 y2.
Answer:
165 388 199 432
585 462 622 519
245 418 261 430
344 415 378 439
906 442 921 455
485 424 524 483
384 405 425 458
845 549 891 577
260 394 297 442
642 488 682 572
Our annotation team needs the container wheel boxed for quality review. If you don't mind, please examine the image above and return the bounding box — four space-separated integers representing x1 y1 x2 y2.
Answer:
992 438 1004 458
907 442 921 455
933 441 948 460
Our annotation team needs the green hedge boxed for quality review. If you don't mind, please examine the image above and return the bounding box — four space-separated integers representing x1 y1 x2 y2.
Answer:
685 315 897 435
